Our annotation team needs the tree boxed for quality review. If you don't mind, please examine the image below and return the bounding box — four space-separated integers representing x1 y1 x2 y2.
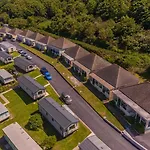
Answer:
9 18 28 28
129 0 150 29
96 0 130 20
41 136 57 150
28 113 43 131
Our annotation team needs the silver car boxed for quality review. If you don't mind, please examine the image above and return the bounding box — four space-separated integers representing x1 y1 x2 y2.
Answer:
60 92 72 105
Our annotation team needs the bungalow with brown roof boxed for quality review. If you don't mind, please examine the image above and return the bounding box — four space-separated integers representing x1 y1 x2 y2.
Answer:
61 45 90 67
25 32 44 46
7 28 22 39
89 64 139 99
73 53 111 79
0 27 11 37
17 30 34 43
35 36 55 51
47 37 76 56
113 82 150 133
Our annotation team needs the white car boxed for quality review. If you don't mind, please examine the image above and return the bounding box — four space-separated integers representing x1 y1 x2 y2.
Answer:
26 55 32 60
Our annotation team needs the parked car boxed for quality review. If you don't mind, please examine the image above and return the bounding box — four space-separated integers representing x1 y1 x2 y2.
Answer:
40 67 52 80
40 67 49 75
11 38 16 42
3 37 7 41
26 55 32 60
18 49 24 54
21 52 27 56
60 92 72 104
45 72 52 80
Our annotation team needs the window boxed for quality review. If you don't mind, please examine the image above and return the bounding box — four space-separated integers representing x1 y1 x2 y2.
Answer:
52 118 54 121
38 90 43 95
69 124 75 130
46 112 48 116
60 127 63 131
29 65 33 69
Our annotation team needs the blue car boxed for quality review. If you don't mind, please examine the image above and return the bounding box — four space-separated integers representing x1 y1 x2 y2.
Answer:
45 72 52 80
40 67 52 80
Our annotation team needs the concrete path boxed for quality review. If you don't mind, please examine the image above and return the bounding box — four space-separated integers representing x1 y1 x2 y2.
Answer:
0 89 12 106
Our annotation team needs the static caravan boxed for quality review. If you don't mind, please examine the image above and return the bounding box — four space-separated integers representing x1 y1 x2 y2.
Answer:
14 57 36 72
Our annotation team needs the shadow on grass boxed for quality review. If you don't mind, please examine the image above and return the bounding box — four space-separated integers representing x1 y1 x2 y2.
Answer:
25 112 62 141
13 87 34 105
139 66 150 80
42 118 62 140
84 81 107 101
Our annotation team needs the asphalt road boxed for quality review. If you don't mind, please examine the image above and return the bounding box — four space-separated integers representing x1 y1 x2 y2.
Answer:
13 42 138 150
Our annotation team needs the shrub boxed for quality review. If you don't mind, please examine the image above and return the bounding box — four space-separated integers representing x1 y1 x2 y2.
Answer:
28 113 43 131
41 136 57 150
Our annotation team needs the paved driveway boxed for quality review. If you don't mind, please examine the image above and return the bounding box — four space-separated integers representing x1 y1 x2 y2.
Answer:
13 42 138 150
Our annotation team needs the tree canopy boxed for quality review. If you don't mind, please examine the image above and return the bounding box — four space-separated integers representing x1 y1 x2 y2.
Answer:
0 0 149 53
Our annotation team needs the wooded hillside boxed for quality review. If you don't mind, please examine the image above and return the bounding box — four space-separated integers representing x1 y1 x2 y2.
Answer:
0 0 150 75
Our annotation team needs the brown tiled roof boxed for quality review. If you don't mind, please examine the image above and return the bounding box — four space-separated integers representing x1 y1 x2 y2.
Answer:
0 27 11 33
37 36 55 45
77 53 111 71
120 82 150 114
8 28 22 35
94 64 139 88
65 45 90 60
28 33 44 41
49 37 76 49
19 30 34 37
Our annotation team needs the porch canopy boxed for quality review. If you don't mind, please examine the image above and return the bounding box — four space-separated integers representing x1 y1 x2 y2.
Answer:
90 73 114 90
113 90 150 121
73 61 90 73
61 53 74 61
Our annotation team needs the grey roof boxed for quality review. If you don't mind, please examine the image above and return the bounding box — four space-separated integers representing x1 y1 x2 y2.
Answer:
38 97 79 129
0 27 11 33
77 53 111 71
37 36 55 45
18 75 45 93
0 102 8 114
0 69 13 79
94 64 139 88
8 28 22 35
65 45 90 60
3 122 42 150
14 57 35 68
49 37 76 49
28 33 44 41
0 51 12 59
19 30 34 37
120 82 150 114
79 135 111 150
0 42 16 49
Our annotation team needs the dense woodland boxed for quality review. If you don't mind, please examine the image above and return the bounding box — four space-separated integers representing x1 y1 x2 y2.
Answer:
0 0 150 74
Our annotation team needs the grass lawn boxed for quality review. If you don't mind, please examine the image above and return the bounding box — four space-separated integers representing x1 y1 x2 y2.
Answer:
0 84 90 149
27 69 41 78
11 52 20 57
46 85 63 105
53 122 90 150
0 62 14 70
0 97 5 104
36 75 48 86
20 43 124 130
0 88 38 137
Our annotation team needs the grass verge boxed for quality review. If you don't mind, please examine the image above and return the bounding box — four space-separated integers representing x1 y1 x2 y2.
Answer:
19 43 124 131
35 75 48 86
11 52 20 57
27 69 41 78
